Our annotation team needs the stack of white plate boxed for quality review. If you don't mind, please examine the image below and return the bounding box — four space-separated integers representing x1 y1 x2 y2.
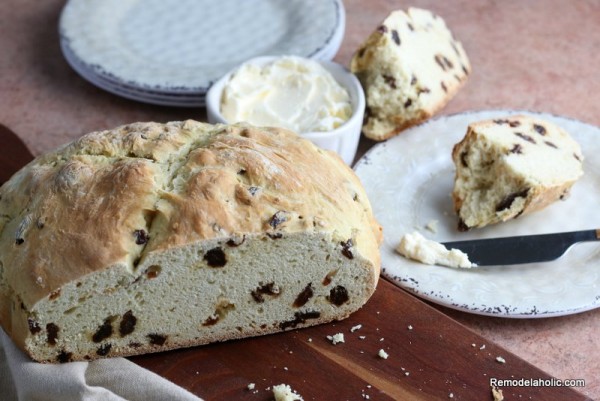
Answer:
59 0 345 107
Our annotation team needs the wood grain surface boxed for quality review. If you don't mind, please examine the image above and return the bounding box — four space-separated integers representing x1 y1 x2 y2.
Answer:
132 280 590 401
0 124 34 184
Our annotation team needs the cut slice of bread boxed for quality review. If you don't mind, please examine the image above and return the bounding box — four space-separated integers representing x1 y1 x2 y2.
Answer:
351 8 471 141
0 121 382 363
452 115 584 230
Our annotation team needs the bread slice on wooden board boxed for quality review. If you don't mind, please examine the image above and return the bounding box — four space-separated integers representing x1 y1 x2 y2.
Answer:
452 115 584 230
350 7 471 141
0 121 382 363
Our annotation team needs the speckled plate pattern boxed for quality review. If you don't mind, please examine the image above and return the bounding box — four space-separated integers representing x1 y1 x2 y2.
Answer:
354 110 600 318
59 0 345 106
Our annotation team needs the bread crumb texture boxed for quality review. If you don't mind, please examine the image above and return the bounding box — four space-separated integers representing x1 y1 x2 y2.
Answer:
0 121 382 363
378 348 389 359
351 7 470 141
327 332 345 345
452 115 583 230
272 383 304 401
491 385 504 401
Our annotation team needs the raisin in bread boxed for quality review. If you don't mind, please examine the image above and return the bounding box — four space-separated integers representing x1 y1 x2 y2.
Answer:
350 8 471 141
0 121 382 363
452 115 584 230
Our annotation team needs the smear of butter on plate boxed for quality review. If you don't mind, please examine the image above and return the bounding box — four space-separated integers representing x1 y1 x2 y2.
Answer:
395 231 476 269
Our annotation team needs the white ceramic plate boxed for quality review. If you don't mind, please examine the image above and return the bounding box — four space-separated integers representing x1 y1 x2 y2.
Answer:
354 110 600 318
59 0 345 107
60 44 206 107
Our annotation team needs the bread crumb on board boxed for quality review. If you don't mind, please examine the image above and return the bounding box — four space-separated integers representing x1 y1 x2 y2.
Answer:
272 384 304 401
495 356 506 364
378 349 389 359
327 333 345 345
491 385 504 401
350 324 363 332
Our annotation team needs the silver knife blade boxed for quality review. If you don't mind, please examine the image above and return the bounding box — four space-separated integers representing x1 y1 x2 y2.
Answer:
442 229 600 266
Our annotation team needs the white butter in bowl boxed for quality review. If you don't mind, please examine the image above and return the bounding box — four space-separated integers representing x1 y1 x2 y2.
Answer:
221 56 352 134
206 56 365 165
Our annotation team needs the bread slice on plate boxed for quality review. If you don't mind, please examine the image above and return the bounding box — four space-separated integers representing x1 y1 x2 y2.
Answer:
350 7 471 141
452 115 584 230
0 121 381 363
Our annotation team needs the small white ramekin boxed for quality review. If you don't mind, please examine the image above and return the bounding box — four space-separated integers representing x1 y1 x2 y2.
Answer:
205 56 365 165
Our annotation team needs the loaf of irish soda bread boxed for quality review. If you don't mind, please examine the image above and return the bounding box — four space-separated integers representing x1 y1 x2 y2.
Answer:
452 115 584 230
350 8 470 141
0 121 382 363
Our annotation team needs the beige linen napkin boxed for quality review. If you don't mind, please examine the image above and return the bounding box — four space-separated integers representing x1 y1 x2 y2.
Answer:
0 329 203 401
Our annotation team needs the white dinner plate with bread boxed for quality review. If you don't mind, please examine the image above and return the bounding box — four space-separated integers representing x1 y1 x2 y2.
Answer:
355 110 600 318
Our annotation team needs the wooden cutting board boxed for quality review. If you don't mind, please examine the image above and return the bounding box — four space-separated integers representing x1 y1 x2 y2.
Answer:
0 126 590 401
131 279 590 401
0 124 34 183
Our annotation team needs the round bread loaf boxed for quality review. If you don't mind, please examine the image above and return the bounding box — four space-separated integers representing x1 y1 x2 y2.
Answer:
452 115 584 230
0 121 381 363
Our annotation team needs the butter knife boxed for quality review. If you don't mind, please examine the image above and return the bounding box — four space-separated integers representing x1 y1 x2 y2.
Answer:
442 229 600 266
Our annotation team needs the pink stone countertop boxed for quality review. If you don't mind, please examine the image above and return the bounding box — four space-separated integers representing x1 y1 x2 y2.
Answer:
1 0 599 398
